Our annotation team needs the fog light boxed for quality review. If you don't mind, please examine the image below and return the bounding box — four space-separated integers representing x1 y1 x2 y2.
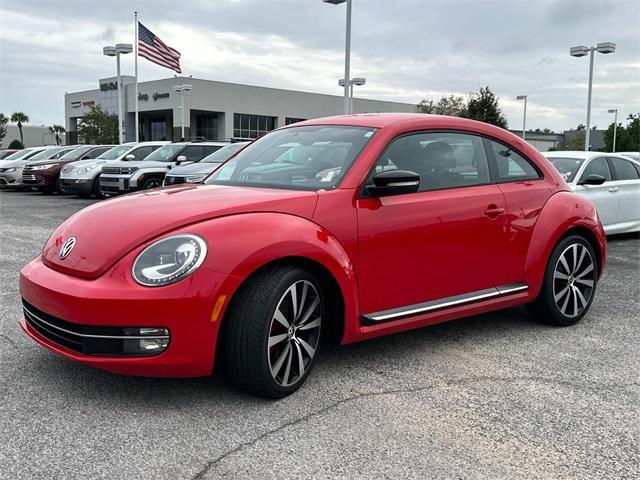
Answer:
121 327 170 355
140 338 170 351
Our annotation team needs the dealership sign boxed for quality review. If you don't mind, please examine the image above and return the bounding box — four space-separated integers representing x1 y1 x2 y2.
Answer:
100 81 118 92
138 92 170 102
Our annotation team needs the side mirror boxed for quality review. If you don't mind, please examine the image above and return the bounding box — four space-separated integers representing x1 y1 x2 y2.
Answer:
124 154 136 161
366 170 420 197
579 174 606 186
176 155 187 165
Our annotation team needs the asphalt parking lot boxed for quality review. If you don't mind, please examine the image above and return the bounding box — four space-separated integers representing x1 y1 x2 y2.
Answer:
0 190 638 480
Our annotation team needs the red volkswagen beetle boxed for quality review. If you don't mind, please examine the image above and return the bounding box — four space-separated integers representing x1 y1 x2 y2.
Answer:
20 114 606 397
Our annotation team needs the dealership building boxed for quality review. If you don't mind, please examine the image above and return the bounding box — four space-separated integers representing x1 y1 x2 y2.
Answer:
64 76 418 144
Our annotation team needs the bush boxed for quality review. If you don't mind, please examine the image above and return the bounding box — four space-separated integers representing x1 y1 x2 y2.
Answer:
8 139 24 149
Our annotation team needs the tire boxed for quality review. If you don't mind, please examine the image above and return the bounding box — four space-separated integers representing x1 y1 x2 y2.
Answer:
528 235 598 326
91 177 104 199
219 265 324 398
140 177 163 190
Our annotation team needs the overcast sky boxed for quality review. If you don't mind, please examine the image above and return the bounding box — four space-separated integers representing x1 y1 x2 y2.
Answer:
0 0 638 132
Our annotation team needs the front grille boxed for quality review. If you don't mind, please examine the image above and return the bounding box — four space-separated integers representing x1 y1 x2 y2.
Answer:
164 176 185 186
100 176 120 184
22 300 170 356
101 167 121 175
22 174 36 183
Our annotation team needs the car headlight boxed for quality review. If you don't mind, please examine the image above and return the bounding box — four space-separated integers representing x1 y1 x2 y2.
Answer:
76 165 99 175
132 234 207 287
61 165 75 174
185 174 206 183
30 163 56 170
0 167 17 173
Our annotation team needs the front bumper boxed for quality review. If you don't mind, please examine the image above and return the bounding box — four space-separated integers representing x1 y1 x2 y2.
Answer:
0 171 23 187
99 174 135 196
22 171 55 189
59 177 94 195
19 256 242 377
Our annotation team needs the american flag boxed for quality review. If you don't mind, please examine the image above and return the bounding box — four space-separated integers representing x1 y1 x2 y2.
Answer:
138 22 182 73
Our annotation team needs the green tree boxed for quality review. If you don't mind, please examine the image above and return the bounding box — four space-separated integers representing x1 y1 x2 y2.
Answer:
566 130 585 150
76 105 118 144
417 95 467 117
603 113 640 152
0 113 7 146
49 124 66 145
464 86 508 128
8 139 24 149
10 112 29 145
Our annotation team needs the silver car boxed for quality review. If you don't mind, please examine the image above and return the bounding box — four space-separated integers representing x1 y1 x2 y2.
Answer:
545 151 640 234
0 146 59 189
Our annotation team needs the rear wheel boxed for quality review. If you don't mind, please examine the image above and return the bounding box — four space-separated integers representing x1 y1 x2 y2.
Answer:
529 235 597 326
219 265 324 398
141 177 163 190
91 176 104 199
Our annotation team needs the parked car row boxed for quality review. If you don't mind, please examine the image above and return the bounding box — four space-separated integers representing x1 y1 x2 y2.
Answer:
0 141 250 198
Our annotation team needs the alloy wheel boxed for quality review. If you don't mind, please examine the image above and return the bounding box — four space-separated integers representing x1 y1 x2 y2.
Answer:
552 243 596 318
268 280 322 387
144 179 162 189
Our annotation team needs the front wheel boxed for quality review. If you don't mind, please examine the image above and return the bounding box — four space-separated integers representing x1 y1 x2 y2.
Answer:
140 177 163 190
219 265 324 398
529 235 598 326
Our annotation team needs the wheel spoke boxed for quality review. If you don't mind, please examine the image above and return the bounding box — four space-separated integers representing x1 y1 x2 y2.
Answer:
297 282 308 321
273 308 290 329
554 271 569 280
575 278 594 288
559 254 571 274
571 244 578 273
270 342 291 377
572 287 578 315
298 316 321 331
560 287 571 314
298 337 316 358
576 263 594 279
297 297 320 326
554 285 570 303
294 341 305 378
575 246 587 274
289 285 298 321
268 333 288 347
282 345 293 386
574 287 588 310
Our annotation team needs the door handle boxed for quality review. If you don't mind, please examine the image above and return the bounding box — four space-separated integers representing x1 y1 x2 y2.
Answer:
484 205 505 218
608 187 619 193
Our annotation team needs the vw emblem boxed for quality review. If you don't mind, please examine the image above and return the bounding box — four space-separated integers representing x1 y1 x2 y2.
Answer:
59 237 77 260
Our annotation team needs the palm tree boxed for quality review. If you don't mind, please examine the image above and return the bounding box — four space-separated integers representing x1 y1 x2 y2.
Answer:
10 112 29 145
49 124 66 145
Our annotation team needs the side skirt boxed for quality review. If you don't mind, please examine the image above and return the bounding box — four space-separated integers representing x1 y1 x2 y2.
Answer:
361 283 528 324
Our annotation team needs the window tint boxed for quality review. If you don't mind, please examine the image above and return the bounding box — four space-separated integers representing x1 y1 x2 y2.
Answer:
609 157 639 180
581 158 611 182
84 147 112 159
181 145 221 162
130 146 156 160
489 140 540 181
371 132 490 191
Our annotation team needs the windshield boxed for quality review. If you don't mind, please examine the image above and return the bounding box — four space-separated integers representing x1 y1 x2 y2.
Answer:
59 146 93 160
546 157 585 182
27 147 68 161
95 144 132 160
3 149 39 161
143 144 184 162
201 143 248 163
206 126 376 190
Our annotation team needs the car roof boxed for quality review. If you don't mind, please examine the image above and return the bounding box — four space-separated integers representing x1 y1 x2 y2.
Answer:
543 151 637 160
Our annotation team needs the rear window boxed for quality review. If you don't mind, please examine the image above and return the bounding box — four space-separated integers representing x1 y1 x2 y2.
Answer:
546 157 585 182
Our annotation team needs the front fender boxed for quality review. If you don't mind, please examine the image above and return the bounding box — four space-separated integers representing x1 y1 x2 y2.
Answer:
186 212 359 343
523 191 606 299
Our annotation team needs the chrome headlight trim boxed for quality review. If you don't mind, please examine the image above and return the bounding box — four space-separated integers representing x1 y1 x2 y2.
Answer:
131 234 208 287
30 163 56 170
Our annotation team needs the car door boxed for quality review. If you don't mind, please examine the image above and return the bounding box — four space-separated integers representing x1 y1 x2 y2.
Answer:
607 156 640 228
357 131 511 317
574 157 618 229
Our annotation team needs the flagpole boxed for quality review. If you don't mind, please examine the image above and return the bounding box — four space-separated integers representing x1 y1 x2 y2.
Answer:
134 11 139 142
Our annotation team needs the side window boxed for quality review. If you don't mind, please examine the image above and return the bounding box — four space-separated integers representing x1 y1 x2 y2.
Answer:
131 146 155 160
371 132 490 191
181 145 221 162
488 140 540 181
608 157 639 180
84 147 108 159
580 158 611 182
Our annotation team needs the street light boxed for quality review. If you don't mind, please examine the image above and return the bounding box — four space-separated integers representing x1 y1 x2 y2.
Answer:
516 95 527 141
323 0 352 115
339 77 366 114
172 84 192 140
570 42 616 151
608 108 618 152
103 43 132 144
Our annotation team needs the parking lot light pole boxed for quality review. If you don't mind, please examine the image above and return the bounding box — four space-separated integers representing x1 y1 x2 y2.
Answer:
339 77 366 114
570 42 616 152
172 84 192 140
608 108 618 152
516 95 527 140
323 0 351 115
103 44 132 144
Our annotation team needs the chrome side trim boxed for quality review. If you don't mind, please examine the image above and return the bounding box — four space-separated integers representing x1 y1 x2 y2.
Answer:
23 306 169 340
363 283 529 323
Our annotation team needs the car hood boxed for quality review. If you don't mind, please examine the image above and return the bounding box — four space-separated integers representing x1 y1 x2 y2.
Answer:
168 163 218 175
1 158 31 168
67 158 111 168
26 159 64 167
41 184 319 279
